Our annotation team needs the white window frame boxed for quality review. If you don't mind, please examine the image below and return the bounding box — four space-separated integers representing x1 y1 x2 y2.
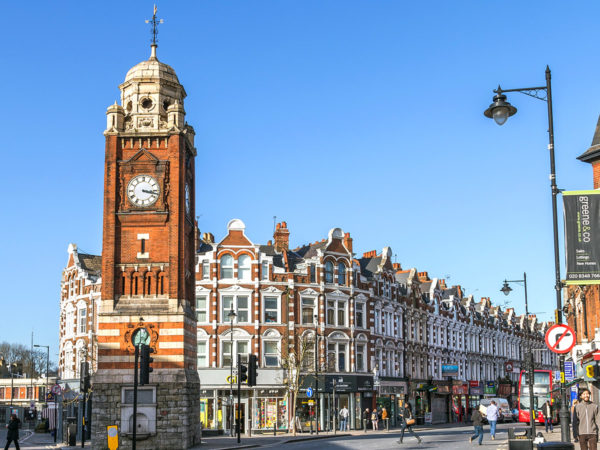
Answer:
301 297 316 325
326 298 347 327
327 339 348 372
355 302 366 329
197 340 208 368
201 260 210 279
237 255 251 280
221 339 250 368
355 342 366 372
221 294 251 323
220 254 234 279
262 296 280 324
263 340 280 367
78 307 87 335
196 295 209 323
65 308 75 338
261 261 269 280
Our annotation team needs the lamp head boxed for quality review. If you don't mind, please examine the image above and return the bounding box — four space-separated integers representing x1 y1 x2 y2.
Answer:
227 308 237 320
500 281 512 296
484 91 517 125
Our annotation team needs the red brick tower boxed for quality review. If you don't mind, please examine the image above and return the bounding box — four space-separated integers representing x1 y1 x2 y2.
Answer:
91 39 200 449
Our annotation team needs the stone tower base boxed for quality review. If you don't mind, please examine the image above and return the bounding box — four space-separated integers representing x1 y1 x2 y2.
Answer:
91 368 200 450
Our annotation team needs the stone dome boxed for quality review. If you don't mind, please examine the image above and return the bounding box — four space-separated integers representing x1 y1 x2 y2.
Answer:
124 57 180 85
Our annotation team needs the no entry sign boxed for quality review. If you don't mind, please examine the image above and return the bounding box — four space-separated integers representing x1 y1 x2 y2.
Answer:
545 324 576 354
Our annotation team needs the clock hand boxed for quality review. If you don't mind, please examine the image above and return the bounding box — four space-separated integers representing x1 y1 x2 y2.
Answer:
142 189 159 195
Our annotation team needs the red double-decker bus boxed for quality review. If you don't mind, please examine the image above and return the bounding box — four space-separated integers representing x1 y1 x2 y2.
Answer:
517 369 559 424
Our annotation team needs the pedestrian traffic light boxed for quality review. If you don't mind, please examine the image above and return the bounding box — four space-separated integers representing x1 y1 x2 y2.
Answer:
238 360 248 384
80 362 90 392
585 363 598 381
248 354 258 387
140 344 154 385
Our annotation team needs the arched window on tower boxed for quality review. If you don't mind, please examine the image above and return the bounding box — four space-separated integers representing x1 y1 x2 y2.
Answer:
220 254 234 279
324 261 334 284
238 255 251 280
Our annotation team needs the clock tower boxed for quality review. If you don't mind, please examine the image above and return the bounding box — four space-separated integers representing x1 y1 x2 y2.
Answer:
91 30 200 449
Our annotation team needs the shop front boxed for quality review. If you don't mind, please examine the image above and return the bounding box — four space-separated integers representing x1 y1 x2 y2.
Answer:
252 388 288 433
431 381 451 424
377 378 407 427
451 382 469 423
408 380 431 425
299 374 374 431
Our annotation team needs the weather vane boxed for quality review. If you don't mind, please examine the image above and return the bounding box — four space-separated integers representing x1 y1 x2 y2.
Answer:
145 5 164 45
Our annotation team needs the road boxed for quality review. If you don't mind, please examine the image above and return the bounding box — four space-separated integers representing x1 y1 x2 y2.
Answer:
265 423 523 450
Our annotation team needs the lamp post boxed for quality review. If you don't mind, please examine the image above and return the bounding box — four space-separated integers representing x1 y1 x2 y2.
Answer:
500 274 535 438
314 313 319 435
227 307 237 437
485 67 570 441
34 344 50 403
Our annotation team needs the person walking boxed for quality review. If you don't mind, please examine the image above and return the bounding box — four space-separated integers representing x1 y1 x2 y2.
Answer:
363 408 370 433
4 414 21 450
574 388 600 450
397 402 423 445
486 400 499 440
371 408 379 431
572 399 579 443
542 400 553 433
469 407 484 446
339 406 349 432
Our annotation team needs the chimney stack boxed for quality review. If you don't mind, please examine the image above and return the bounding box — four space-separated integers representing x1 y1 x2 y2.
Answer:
343 232 353 254
274 221 290 252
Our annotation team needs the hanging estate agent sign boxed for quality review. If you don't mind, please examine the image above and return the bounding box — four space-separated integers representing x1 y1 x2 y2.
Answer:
564 190 600 285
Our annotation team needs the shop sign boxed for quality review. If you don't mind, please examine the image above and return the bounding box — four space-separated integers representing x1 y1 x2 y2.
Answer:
452 384 469 395
324 375 356 393
469 380 480 387
200 389 214 396
498 384 511 396
356 376 374 392
484 381 496 395
441 364 459 377
435 385 451 394
424 412 433 424
470 385 484 395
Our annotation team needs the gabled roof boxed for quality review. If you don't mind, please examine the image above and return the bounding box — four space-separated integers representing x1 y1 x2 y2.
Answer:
78 253 102 275
578 115 600 162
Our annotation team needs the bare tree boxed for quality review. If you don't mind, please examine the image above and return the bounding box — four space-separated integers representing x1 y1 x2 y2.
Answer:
0 341 57 378
280 333 315 436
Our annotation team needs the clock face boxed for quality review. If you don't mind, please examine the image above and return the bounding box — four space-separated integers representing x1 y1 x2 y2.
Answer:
132 328 150 346
127 175 159 207
185 183 191 214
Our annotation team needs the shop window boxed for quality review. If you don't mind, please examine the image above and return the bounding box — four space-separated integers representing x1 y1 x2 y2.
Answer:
263 296 279 323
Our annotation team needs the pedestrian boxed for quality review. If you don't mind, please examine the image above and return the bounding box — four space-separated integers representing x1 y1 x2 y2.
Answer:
486 400 499 440
371 408 379 431
469 407 484 446
572 399 579 443
542 400 553 433
363 408 370 433
339 405 349 432
574 388 600 450
4 414 21 450
397 401 422 445
382 407 389 430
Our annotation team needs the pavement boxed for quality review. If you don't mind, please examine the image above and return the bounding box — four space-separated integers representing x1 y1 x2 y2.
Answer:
6 423 582 449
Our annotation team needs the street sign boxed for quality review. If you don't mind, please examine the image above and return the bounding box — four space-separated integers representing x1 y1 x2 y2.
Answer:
46 392 55 402
107 425 118 450
306 387 313 398
504 361 514 373
51 384 62 395
545 323 576 354
308 400 314 406
565 361 575 381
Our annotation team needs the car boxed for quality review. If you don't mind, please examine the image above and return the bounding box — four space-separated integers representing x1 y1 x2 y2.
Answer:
479 398 513 423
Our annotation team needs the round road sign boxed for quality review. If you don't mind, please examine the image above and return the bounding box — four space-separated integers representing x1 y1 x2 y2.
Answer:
51 384 62 395
306 387 313 398
545 323 576 354
504 361 514 373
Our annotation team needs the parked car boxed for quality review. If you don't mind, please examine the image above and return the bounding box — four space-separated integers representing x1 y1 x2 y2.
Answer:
479 398 513 423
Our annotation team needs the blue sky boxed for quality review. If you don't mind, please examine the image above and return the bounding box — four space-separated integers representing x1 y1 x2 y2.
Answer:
2 1 599 361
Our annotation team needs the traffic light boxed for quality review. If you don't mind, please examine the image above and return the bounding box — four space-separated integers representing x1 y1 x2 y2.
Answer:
248 354 258 387
140 344 154 385
238 359 248 384
80 362 90 392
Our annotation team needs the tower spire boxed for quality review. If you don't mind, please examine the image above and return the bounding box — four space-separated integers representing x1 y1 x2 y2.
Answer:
145 4 163 60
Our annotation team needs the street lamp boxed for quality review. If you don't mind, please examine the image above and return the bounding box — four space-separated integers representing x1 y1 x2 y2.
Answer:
34 344 50 403
314 313 319 435
500 274 535 439
227 307 237 437
484 66 570 441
